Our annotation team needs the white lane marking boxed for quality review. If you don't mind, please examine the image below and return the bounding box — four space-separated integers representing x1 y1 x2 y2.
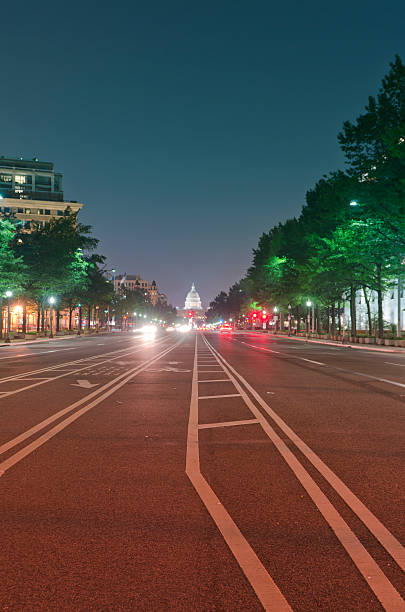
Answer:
71 379 99 389
241 341 280 354
0 340 182 467
186 339 293 611
0 338 170 399
300 358 326 366
238 338 405 391
205 337 405 576
385 362 405 367
347 370 405 389
205 338 405 609
199 419 260 429
199 393 241 400
198 379 232 383
198 370 229 373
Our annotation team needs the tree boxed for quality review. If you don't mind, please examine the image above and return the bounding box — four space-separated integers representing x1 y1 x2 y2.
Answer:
0 218 27 337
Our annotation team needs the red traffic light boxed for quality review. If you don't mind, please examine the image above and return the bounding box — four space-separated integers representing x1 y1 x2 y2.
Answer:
252 313 257 318
187 310 194 318
262 313 267 320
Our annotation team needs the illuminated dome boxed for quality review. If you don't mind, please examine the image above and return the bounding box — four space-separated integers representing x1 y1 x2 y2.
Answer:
184 283 202 310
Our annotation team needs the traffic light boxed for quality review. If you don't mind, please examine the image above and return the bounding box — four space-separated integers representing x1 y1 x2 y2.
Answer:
187 310 194 318
252 313 257 319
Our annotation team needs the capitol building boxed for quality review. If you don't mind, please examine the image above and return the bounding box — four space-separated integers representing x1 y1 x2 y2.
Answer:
178 283 206 323
184 283 202 310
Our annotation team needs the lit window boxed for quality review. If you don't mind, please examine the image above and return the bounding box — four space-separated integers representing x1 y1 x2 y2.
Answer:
25 208 31 214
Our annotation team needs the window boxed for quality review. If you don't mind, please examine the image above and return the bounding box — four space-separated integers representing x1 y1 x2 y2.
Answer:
37 209 44 215
15 175 32 185
0 173 12 186
57 210 64 216
3 207 10 213
24 220 31 229
25 208 31 214
17 208 23 213
45 209 51 215
35 175 51 191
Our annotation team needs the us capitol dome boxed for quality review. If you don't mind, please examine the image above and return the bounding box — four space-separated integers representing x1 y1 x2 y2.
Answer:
184 283 202 310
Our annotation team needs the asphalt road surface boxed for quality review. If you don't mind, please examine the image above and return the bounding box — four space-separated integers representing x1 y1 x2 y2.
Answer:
0 330 404 611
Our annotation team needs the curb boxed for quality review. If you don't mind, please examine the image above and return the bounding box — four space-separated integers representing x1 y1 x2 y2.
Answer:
261 333 405 354
0 330 113 348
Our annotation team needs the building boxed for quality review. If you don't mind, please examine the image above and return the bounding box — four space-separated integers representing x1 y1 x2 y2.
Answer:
114 274 159 306
178 283 206 324
0 157 82 231
184 283 203 310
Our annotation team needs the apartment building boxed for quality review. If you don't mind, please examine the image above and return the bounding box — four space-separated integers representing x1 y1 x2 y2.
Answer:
0 157 82 230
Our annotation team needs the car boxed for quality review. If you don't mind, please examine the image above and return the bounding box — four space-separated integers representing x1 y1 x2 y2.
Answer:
219 323 233 333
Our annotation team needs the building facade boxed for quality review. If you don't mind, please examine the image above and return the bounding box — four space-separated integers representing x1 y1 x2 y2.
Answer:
114 274 160 306
0 157 82 230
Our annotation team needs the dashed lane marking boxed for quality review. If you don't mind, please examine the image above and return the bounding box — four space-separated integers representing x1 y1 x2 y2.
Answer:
198 379 232 383
299 358 326 366
198 419 260 429
199 393 241 400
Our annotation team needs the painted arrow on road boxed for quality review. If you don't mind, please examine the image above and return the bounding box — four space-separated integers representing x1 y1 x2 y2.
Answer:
71 379 99 389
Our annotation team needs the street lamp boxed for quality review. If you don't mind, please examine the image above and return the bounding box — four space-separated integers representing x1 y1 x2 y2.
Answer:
5 290 12 343
306 301 312 338
273 307 278 333
48 296 56 338
349 200 359 207
77 303 82 336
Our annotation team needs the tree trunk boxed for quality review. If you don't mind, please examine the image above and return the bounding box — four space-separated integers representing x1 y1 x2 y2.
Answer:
69 308 73 331
41 305 45 332
397 275 402 337
326 307 330 334
37 306 40 332
22 303 27 334
56 309 60 332
362 286 372 335
338 301 342 333
376 263 384 338
331 304 336 335
350 287 356 339
87 304 92 329
0 298 3 339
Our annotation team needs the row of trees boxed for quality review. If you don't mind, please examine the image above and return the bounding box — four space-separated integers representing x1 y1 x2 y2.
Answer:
207 56 405 338
0 209 176 337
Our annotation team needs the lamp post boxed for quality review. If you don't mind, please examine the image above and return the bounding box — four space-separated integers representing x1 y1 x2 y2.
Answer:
5 290 12 343
273 307 278 333
288 303 292 336
306 301 312 338
341 294 346 343
48 296 56 338
78 303 82 336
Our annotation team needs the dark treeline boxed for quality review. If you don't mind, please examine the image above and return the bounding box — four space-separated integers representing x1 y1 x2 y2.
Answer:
0 208 176 337
207 56 405 339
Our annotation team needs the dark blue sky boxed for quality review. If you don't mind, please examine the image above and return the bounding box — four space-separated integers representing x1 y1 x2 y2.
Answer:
2 1 404 307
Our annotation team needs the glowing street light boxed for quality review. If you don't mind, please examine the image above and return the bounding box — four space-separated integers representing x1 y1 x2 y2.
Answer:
349 200 358 206
48 296 56 338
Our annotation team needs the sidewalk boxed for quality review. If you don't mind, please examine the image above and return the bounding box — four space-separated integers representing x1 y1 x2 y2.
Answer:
249 331 405 354
0 330 112 348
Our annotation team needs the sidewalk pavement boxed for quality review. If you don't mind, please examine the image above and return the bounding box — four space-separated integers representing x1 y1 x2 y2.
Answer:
0 330 112 348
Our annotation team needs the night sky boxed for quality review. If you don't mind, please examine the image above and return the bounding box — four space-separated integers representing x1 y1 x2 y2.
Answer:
2 1 405 308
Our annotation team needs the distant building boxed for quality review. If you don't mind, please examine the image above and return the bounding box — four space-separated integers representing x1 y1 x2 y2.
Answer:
114 274 159 306
0 157 82 231
184 283 202 310
178 283 206 324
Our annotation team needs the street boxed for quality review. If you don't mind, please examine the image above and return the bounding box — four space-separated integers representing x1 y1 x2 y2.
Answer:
0 331 404 611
